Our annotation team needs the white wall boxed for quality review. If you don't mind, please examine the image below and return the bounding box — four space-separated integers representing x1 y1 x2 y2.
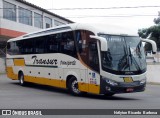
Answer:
0 0 71 73
0 0 70 33
0 0 41 33
147 64 160 83
1 18 40 33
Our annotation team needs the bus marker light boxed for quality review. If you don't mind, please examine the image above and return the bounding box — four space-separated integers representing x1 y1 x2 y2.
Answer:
106 86 111 91
140 79 146 85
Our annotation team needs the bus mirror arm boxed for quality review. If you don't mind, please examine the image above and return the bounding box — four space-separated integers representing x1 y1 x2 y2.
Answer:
90 35 108 51
141 38 157 54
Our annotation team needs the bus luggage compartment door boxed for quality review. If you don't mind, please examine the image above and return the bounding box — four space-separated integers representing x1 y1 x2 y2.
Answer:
78 69 88 92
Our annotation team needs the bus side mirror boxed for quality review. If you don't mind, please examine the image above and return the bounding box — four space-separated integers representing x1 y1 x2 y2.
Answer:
141 38 157 54
90 35 108 51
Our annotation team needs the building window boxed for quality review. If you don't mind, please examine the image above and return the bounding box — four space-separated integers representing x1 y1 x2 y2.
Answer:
34 13 43 28
3 1 16 21
45 17 52 28
19 7 32 26
54 20 65 26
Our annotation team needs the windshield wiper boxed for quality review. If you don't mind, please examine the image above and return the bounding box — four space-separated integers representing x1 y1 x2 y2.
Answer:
118 45 130 71
128 46 141 71
128 46 133 65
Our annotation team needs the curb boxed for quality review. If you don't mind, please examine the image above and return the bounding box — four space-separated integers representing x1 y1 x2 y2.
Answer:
147 62 160 65
147 82 160 85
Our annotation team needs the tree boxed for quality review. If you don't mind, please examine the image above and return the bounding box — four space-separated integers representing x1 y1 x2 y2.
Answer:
138 12 160 51
154 11 160 24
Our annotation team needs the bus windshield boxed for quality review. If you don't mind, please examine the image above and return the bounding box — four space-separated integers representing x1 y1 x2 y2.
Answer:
99 34 146 75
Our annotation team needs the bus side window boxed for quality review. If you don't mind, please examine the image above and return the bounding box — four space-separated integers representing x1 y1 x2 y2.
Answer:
76 31 82 53
7 42 11 54
8 41 19 55
34 37 46 54
60 31 76 57
7 42 10 50
17 40 24 54
46 33 62 53
23 39 34 54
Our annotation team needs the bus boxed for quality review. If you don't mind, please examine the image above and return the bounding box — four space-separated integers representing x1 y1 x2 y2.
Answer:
6 23 157 96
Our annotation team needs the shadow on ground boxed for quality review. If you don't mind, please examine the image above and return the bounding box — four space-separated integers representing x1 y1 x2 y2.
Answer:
11 81 139 101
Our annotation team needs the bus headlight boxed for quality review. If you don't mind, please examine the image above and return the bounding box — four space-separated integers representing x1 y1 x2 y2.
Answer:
140 79 146 85
102 77 118 86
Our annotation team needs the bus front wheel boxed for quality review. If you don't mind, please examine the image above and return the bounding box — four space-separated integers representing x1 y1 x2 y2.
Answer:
18 72 25 86
68 77 81 96
104 92 115 97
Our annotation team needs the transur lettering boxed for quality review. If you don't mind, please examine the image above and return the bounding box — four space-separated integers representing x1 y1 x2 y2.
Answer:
32 56 57 65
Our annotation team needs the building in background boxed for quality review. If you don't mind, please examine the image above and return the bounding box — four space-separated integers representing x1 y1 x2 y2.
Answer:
0 0 73 73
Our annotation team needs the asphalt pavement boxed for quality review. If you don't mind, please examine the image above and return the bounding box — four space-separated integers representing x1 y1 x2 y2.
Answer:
0 74 160 118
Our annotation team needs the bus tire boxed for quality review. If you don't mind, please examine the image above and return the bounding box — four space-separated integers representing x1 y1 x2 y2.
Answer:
18 72 25 86
68 76 81 96
104 92 115 97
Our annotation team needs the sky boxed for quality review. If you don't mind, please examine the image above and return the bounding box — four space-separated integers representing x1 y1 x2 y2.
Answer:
25 0 160 32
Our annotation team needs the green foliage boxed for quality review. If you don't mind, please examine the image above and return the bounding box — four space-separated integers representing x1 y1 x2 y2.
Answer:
138 12 160 51
154 18 160 24
154 12 160 24
144 43 152 52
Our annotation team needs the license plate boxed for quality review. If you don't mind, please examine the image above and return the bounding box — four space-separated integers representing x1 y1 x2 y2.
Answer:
126 88 134 92
123 77 133 83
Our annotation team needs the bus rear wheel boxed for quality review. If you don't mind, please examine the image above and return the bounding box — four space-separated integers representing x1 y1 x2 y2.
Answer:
18 72 25 86
68 77 81 96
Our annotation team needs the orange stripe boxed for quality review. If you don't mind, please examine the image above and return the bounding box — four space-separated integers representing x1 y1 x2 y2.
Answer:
6 67 18 80
0 28 26 38
24 75 66 88
6 66 100 94
14 59 25 66
78 82 100 94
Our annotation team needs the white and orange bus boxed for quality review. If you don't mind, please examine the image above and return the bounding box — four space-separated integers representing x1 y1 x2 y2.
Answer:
6 23 157 96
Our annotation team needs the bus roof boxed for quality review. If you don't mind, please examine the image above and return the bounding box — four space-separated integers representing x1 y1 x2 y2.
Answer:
8 23 138 42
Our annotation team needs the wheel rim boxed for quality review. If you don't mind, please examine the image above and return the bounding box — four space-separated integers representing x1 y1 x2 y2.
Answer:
20 75 24 85
71 80 80 94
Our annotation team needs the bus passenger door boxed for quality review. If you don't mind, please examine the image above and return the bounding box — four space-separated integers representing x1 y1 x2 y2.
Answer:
76 30 100 94
78 69 88 92
87 41 100 94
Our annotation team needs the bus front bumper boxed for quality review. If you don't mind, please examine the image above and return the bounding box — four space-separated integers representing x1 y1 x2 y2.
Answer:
100 77 146 94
